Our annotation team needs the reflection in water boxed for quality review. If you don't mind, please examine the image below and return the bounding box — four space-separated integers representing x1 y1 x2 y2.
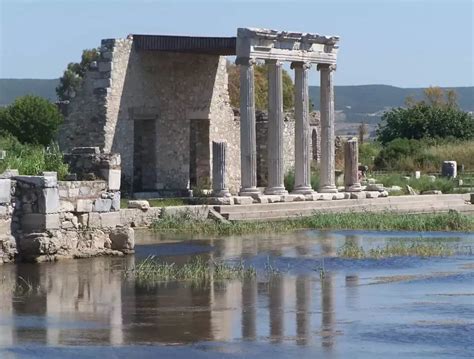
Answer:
1 230 472 358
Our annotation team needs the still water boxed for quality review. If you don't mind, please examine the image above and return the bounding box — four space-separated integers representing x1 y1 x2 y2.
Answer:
0 230 473 359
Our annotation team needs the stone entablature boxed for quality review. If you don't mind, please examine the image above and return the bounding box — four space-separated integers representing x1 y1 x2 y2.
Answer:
236 28 339 64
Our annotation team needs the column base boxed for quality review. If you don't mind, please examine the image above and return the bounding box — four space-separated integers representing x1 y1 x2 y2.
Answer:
212 189 232 197
319 185 338 193
345 184 362 192
291 186 314 195
239 187 261 198
264 187 288 195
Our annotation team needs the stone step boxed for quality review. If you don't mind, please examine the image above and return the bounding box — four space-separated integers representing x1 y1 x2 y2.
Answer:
224 201 472 221
217 194 469 215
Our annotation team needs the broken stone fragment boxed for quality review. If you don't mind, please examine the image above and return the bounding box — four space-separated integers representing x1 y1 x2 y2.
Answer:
127 200 150 211
109 227 134 252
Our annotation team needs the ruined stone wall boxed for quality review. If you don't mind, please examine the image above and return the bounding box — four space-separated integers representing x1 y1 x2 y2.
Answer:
0 178 15 264
61 37 236 194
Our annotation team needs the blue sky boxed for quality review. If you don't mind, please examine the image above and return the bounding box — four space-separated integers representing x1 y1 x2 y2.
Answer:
0 0 472 87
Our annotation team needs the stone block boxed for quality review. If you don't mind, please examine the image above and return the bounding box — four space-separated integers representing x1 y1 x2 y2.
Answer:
319 193 335 201
280 194 297 202
304 193 320 201
366 183 384 192
233 196 254 205
128 200 150 210
109 227 134 252
101 169 121 190
88 212 101 228
93 198 112 212
350 192 366 200
93 78 111 89
59 200 75 212
77 213 89 227
111 192 121 211
208 197 233 205
0 179 11 203
0 169 19 178
333 193 346 200
100 212 121 228
421 190 442 195
365 191 381 199
255 195 281 204
38 188 60 214
15 175 57 188
76 199 93 212
98 61 112 72
22 213 60 232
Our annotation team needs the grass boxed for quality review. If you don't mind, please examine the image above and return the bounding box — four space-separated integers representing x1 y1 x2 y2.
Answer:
337 240 454 258
128 256 256 284
0 135 69 179
152 210 474 235
371 174 464 194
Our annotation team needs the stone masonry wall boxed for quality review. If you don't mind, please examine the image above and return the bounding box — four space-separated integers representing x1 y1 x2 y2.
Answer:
0 177 16 264
61 37 237 195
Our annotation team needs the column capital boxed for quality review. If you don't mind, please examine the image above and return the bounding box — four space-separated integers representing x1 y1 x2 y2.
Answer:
316 63 337 72
290 61 311 70
235 57 257 66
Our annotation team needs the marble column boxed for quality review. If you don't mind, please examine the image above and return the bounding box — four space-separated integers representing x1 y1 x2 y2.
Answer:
318 64 338 193
212 141 231 197
292 61 313 194
237 57 260 197
265 60 287 195
344 139 362 192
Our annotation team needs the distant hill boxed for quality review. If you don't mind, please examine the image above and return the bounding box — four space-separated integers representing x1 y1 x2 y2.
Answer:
309 85 474 124
0 79 59 106
1 79 472 130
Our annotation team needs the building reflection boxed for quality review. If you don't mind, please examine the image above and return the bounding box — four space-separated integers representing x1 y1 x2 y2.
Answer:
0 250 337 349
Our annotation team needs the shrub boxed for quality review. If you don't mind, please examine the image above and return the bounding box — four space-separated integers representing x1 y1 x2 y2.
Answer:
0 135 69 179
0 95 63 146
359 142 382 169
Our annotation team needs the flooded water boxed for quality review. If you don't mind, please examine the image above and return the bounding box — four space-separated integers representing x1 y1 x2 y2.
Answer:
0 229 473 359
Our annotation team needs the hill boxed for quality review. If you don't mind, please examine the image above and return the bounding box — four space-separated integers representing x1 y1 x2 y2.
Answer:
0 79 59 106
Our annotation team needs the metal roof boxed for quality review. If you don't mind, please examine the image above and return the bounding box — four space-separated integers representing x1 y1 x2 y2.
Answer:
133 34 237 55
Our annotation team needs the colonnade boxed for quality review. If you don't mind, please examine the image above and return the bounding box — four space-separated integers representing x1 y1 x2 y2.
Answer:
238 58 337 196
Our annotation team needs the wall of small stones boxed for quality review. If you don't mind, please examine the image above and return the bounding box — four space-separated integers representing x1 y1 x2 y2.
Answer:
0 178 16 264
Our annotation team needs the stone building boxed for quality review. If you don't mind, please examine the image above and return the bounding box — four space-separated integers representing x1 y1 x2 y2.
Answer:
60 28 331 197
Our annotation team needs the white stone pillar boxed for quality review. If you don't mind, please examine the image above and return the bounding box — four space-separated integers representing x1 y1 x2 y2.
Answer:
344 139 362 192
212 141 231 197
265 60 287 195
317 64 338 193
292 62 313 194
237 57 260 197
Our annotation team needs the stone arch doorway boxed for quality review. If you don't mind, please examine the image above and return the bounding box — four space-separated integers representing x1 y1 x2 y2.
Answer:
311 128 319 163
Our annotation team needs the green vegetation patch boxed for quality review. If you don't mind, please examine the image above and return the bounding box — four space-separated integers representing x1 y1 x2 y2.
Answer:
337 240 454 259
152 211 474 236
129 256 256 284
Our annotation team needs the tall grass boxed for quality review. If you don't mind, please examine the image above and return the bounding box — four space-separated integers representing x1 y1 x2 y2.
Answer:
152 210 474 235
0 135 69 179
373 174 460 193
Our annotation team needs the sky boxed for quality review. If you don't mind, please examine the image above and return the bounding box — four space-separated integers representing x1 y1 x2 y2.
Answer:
0 0 473 87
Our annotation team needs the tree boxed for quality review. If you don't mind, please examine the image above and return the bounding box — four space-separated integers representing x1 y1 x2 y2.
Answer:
56 48 100 101
0 95 63 146
227 61 294 110
376 88 474 144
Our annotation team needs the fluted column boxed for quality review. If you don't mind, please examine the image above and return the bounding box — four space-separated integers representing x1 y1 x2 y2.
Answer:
344 139 362 192
292 61 313 194
237 57 260 197
265 60 287 195
318 64 338 193
212 141 231 197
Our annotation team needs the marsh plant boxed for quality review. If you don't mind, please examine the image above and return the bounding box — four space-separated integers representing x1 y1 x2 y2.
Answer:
337 240 454 259
129 256 256 284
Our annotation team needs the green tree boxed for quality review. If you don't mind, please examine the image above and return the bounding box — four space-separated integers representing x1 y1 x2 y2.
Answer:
56 48 100 101
227 62 294 110
0 95 63 146
376 88 474 144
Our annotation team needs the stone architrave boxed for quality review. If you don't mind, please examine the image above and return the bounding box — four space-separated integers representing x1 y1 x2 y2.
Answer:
237 57 260 197
264 60 287 195
212 141 231 197
318 64 338 193
291 61 313 194
344 139 362 192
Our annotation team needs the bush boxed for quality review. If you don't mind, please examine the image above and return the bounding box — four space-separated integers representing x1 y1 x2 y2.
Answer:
284 167 320 192
0 135 69 179
377 103 474 144
359 142 382 169
0 95 63 146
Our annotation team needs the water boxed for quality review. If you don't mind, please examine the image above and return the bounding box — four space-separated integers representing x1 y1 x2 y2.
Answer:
0 229 473 359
